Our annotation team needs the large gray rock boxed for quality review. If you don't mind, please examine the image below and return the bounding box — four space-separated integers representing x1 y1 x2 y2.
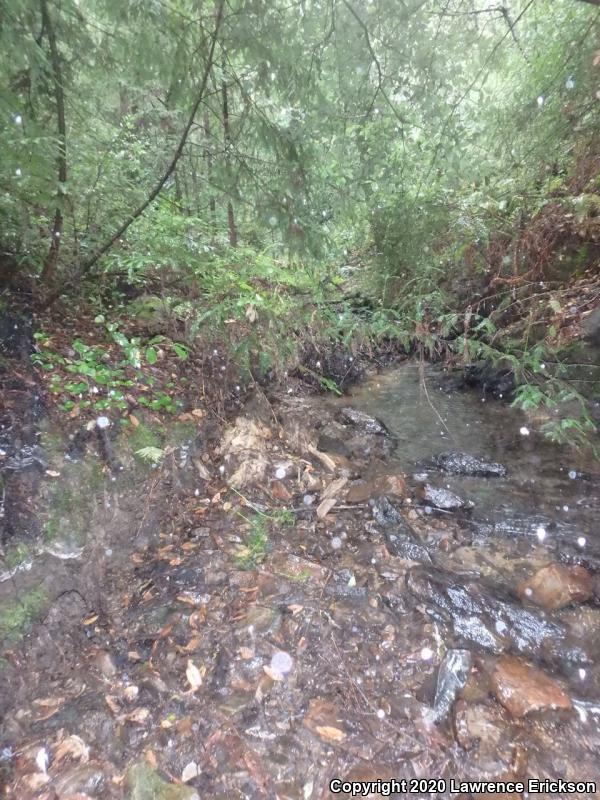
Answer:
433 451 506 477
339 407 392 436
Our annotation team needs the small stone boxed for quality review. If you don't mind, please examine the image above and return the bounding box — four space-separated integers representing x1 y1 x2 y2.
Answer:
275 466 287 480
491 656 572 719
517 563 592 611
345 473 407 503
96 416 110 429
93 650 117 678
418 484 468 510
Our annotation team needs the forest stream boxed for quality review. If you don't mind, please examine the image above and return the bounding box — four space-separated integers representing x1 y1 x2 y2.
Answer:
1 363 599 799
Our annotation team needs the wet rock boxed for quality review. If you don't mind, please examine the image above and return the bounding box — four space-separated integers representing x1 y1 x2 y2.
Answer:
370 495 405 527
92 650 117 678
269 480 292 502
431 649 472 722
339 407 392 436
418 484 470 510
52 762 107 796
127 761 200 800
453 700 511 751
371 497 431 563
463 360 516 399
472 513 600 571
491 656 573 719
316 433 351 457
581 305 600 345
346 474 407 503
433 451 506 477
517 563 592 611
406 566 589 669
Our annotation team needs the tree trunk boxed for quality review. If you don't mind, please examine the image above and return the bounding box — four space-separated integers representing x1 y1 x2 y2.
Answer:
222 60 238 247
39 0 67 286
203 110 217 239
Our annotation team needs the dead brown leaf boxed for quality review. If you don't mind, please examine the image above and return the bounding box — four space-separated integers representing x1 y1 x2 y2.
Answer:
315 725 346 742
54 734 89 764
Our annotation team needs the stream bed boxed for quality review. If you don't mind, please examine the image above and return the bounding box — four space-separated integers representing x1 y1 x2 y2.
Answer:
1 363 599 799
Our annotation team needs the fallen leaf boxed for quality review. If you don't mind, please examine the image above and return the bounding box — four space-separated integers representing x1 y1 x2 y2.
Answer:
180 636 203 654
287 604 304 615
124 707 150 724
33 696 65 721
145 749 158 769
129 414 140 427
122 685 139 702
104 695 121 715
181 761 200 782
315 725 346 742
45 469 61 477
263 665 284 682
191 408 205 419
239 647 254 659
186 659 203 691
54 734 89 764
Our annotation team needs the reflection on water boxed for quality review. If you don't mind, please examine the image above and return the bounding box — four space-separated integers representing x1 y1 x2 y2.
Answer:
345 363 599 539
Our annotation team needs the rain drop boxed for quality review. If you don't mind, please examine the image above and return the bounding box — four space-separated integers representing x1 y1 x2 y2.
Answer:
536 526 547 542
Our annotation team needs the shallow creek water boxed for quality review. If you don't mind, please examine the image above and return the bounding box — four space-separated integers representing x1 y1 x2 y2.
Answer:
2 363 600 799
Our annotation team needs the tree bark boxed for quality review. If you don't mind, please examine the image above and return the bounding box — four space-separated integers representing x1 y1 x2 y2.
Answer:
222 59 238 247
39 0 67 286
203 110 217 238
41 0 226 308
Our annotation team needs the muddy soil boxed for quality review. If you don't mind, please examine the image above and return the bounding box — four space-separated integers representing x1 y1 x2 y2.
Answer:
1 363 600 800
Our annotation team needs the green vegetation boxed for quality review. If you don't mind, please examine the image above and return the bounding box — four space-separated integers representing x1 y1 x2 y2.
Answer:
234 505 297 569
0 586 47 650
0 0 598 447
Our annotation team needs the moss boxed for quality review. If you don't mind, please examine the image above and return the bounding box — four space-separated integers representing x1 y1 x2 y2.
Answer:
0 585 47 650
166 420 196 448
127 419 165 467
43 459 104 544
3 542 32 570
127 761 199 800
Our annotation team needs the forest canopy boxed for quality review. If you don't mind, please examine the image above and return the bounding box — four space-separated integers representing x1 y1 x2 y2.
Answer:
1 0 599 444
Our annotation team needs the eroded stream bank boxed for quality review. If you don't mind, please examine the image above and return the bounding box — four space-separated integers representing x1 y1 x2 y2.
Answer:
1 363 600 799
